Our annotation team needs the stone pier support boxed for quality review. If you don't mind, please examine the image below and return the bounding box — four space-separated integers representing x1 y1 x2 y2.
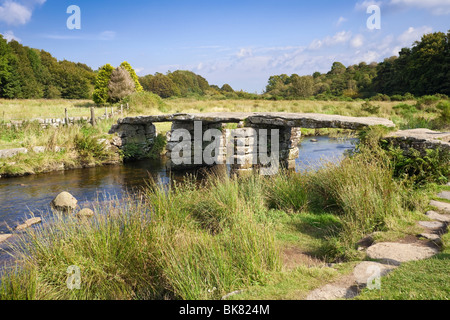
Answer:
109 122 157 155
165 121 302 174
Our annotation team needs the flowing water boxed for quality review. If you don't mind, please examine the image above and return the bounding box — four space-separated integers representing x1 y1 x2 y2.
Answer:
0 136 357 265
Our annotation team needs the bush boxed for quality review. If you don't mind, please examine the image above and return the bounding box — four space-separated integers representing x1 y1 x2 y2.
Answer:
74 133 106 160
390 94 406 101
385 147 450 186
370 93 390 101
122 91 168 114
415 95 441 110
361 101 380 114
433 101 450 130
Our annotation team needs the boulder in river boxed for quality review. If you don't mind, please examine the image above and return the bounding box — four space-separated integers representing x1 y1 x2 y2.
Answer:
76 208 94 219
51 192 78 212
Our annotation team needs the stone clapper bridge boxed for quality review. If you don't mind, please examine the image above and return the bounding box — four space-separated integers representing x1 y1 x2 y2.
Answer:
109 112 397 174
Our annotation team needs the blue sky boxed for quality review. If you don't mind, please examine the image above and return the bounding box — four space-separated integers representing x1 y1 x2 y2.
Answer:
1 0 449 93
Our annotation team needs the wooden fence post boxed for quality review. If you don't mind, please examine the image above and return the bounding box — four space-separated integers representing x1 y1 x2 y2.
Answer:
90 107 96 126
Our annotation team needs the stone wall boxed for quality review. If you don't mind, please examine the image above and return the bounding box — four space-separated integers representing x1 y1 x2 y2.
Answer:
109 122 157 155
384 129 450 156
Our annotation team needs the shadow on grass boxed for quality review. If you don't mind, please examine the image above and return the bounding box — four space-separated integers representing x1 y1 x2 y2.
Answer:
287 212 343 260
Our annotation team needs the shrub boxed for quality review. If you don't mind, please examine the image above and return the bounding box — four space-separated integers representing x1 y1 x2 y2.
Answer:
74 133 106 159
361 101 380 114
370 93 390 101
385 147 450 186
122 91 168 114
436 101 450 126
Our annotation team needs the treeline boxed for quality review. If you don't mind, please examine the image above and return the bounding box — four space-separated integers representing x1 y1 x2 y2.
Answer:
0 35 95 100
138 70 258 100
1 30 448 102
265 31 450 100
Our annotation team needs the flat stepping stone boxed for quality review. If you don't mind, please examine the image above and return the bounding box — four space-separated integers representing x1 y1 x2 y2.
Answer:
437 191 450 201
0 234 12 244
353 261 396 287
305 284 358 300
419 233 442 245
429 200 450 214
426 211 450 223
366 242 439 266
418 220 446 229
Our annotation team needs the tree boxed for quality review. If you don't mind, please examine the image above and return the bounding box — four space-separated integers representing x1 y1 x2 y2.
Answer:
120 61 143 92
108 66 135 102
0 36 20 98
290 75 314 98
146 73 180 98
93 64 114 104
221 83 234 93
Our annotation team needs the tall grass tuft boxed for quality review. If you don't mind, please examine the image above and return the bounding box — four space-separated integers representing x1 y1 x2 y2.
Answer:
1 172 281 300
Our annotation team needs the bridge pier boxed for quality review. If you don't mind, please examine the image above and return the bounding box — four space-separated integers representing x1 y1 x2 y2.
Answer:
165 121 302 174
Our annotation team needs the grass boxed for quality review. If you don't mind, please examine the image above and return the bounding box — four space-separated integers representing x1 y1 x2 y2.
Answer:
1 140 443 300
2 96 448 131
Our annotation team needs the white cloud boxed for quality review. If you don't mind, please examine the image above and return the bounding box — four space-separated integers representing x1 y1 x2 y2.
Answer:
390 0 450 15
236 48 253 58
336 16 347 26
397 26 433 46
99 31 116 41
308 31 352 50
350 34 365 48
2 29 20 42
0 0 46 26
0 1 31 25
355 0 382 11
41 31 117 41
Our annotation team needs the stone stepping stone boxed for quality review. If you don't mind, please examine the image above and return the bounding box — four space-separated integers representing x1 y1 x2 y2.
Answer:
419 233 442 245
437 191 450 201
429 200 450 214
305 284 358 300
418 220 446 229
0 234 12 244
426 211 450 223
353 261 396 287
366 242 439 266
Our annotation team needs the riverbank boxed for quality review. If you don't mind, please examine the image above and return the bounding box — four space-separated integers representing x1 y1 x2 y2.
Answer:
0 117 123 179
0 132 448 300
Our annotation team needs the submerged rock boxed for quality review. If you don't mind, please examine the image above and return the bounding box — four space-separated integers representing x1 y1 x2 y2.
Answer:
0 234 12 244
51 192 78 212
16 217 42 231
